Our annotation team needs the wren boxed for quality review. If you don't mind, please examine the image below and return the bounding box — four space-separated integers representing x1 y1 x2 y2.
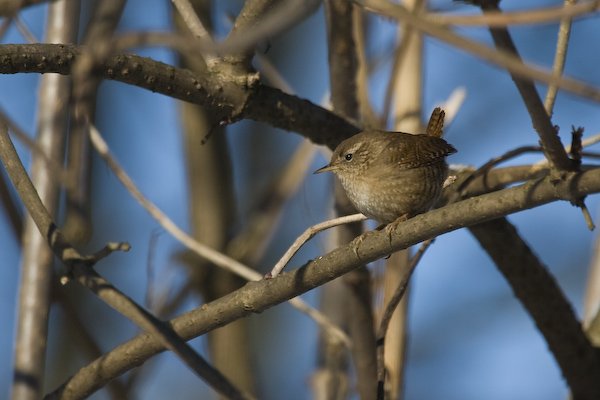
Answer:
314 130 456 224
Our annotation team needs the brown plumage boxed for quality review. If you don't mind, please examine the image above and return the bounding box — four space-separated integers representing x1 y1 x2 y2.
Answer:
315 130 456 223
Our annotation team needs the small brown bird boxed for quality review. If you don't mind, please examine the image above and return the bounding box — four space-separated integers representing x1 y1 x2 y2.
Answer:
314 130 456 224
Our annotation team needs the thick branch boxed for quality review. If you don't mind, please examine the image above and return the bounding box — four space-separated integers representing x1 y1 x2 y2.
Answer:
470 218 600 400
49 166 600 399
0 43 359 148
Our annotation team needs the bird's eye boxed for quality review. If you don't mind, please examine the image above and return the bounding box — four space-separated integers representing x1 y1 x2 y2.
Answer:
344 153 353 161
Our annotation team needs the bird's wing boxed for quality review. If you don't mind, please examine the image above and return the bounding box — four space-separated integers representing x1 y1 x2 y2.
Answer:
382 133 456 169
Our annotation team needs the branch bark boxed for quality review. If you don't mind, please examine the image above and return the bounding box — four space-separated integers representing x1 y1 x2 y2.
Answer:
0 43 359 148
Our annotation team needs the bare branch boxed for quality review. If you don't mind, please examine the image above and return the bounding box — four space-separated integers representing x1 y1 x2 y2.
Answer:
268 213 367 278
226 0 281 67
11 2 78 398
46 163 600 399
0 43 359 148
355 0 600 105
470 218 600 400
0 0 58 15
221 0 320 60
376 239 433 399
0 120 255 400
429 0 600 27
88 124 350 346
477 0 573 171
544 0 576 116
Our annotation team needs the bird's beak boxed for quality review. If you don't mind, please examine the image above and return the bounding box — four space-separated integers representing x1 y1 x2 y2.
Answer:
314 164 335 174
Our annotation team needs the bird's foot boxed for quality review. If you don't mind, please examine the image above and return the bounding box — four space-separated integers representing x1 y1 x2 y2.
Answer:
350 231 374 260
382 215 409 247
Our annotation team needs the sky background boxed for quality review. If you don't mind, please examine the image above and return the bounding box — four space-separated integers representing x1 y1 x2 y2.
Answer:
2 0 600 399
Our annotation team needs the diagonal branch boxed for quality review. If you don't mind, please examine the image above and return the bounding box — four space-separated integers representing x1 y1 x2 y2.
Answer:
476 0 573 171
0 0 59 15
430 0 600 27
48 164 600 399
0 43 359 149
88 124 350 346
544 0 576 116
355 0 600 104
0 123 253 400
470 218 600 400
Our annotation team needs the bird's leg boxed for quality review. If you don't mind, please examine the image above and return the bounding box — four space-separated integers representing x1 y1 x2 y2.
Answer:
351 215 409 259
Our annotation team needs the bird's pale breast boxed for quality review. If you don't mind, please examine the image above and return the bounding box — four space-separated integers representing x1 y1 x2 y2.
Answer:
337 160 448 223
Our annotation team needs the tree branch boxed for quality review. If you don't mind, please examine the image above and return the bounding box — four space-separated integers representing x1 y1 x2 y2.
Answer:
0 43 359 148
470 218 600 400
0 123 252 400
47 164 600 399
356 0 600 104
0 0 57 15
11 2 79 398
477 0 574 171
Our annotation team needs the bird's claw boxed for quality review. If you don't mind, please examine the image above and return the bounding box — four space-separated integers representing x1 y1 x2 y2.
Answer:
383 215 408 247
351 232 369 260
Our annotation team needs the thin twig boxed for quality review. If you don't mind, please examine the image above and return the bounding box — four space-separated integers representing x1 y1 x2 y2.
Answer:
533 131 600 169
88 124 351 346
456 145 544 198
376 239 433 399
222 0 321 61
13 14 37 42
355 0 600 104
53 282 130 399
354 6 378 125
171 0 217 65
0 107 74 190
2 121 255 400
476 0 573 171
429 0 599 27
382 23 415 125
0 121 253 400
227 139 318 264
544 0 576 116
268 213 367 278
